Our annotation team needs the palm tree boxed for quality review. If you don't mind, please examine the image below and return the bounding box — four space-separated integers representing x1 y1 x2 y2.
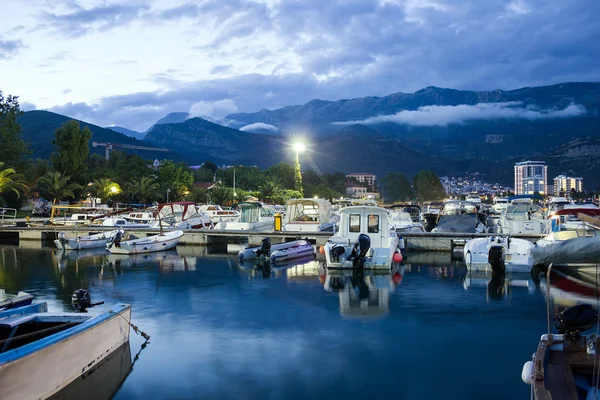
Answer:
208 183 232 206
125 176 159 204
90 178 122 204
38 171 81 206
0 162 28 198
186 186 208 204
259 180 282 204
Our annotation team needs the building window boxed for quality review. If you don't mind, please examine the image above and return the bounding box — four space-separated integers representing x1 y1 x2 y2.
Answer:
349 214 361 232
367 215 379 233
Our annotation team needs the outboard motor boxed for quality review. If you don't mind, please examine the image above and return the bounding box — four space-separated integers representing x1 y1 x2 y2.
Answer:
58 232 69 248
108 230 123 249
256 237 272 257
71 289 104 312
555 304 598 342
330 245 345 262
349 234 371 269
488 245 505 273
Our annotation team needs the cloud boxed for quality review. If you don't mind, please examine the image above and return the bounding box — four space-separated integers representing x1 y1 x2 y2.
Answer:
20 101 37 111
39 3 150 37
239 122 278 132
189 99 239 119
0 38 24 59
333 102 587 126
210 65 233 75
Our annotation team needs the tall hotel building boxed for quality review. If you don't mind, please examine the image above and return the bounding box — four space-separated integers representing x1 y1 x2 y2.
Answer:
553 175 583 197
514 161 548 195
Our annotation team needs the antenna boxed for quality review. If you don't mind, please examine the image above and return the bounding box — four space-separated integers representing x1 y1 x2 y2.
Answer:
547 263 553 338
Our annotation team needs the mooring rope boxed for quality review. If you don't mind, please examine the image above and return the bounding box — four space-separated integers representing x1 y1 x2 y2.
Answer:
110 310 150 341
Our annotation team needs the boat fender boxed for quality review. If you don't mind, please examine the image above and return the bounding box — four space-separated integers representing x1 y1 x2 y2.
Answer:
398 236 405 251
393 252 403 263
521 360 533 384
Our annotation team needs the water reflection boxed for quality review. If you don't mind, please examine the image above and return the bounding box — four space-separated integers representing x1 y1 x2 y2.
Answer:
50 341 133 400
323 266 403 318
463 270 536 301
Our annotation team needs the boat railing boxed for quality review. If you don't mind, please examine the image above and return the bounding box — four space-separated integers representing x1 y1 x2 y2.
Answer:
0 207 17 220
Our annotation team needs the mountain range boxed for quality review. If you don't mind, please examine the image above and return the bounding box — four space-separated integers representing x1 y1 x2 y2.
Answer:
18 82 600 189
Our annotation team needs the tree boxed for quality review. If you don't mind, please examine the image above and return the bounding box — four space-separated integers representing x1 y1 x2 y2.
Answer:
0 91 30 168
37 171 81 205
51 120 92 179
208 183 232 206
265 162 296 189
90 178 122 204
156 160 194 202
259 180 282 203
382 172 413 203
186 186 208 204
202 160 218 173
126 176 159 204
413 170 446 201
0 162 28 199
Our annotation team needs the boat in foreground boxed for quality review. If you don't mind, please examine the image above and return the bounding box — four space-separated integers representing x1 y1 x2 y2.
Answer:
0 302 131 400
0 290 33 311
463 236 535 272
238 238 315 262
107 229 184 254
54 229 120 251
324 206 400 270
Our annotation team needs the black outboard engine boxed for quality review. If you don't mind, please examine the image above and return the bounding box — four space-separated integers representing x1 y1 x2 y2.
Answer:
555 304 598 342
108 230 123 248
71 289 104 312
330 245 345 262
256 237 272 257
488 245 505 273
349 234 371 269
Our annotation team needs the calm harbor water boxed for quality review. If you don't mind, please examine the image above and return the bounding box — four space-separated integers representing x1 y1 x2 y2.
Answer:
0 243 552 399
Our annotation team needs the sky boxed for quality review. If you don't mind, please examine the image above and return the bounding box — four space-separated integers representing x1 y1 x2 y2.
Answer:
0 0 599 132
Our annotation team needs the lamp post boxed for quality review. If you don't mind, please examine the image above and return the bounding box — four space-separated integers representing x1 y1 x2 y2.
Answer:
166 188 171 203
293 141 306 192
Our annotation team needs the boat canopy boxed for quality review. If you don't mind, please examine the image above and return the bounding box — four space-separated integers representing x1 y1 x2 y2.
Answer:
532 236 600 265
236 202 274 223
157 202 198 221
439 201 478 216
283 198 334 224
503 204 544 220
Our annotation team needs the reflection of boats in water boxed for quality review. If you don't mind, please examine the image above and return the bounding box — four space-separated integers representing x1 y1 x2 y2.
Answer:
463 270 536 300
323 266 403 318
53 248 108 270
50 340 132 400
106 250 196 271
539 265 600 307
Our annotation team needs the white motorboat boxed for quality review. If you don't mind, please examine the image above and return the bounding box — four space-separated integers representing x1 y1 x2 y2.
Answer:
491 197 509 214
100 217 150 228
238 238 315 262
282 198 338 232
122 210 156 224
214 202 275 232
324 206 400 270
107 230 184 254
389 204 425 233
496 203 548 235
54 230 120 251
149 202 213 229
0 302 130 400
463 236 535 272
536 229 599 247
196 204 240 223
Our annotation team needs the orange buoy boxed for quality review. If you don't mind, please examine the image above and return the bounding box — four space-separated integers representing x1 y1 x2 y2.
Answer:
393 252 403 263
319 245 325 255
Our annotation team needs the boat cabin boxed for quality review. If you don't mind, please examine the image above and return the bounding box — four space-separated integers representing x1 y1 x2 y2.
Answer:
236 202 275 223
283 198 335 232
336 206 391 249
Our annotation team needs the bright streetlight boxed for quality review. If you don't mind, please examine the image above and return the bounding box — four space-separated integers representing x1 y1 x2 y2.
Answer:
293 142 306 154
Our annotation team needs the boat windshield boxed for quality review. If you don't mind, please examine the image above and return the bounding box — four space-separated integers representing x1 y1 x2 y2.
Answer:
504 204 544 220
440 203 477 216
239 204 260 223
284 200 333 224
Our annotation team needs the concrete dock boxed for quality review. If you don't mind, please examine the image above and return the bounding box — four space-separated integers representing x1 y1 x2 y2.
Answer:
0 225 545 252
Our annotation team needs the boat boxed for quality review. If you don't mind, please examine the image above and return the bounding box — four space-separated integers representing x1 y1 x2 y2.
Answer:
237 238 315 262
282 198 338 232
149 202 213 229
497 202 547 235
388 204 426 233
0 302 131 400
322 265 403 318
324 205 400 270
463 236 535 272
431 200 488 233
54 229 120 251
196 204 240 223
536 229 599 247
100 216 151 228
0 290 33 311
214 202 275 232
106 230 184 254
522 238 600 399
492 197 509 214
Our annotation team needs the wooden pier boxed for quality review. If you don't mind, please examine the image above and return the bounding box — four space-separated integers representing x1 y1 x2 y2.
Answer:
0 225 545 252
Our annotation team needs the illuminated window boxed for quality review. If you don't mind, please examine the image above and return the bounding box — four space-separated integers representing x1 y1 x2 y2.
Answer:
349 214 361 232
367 215 379 233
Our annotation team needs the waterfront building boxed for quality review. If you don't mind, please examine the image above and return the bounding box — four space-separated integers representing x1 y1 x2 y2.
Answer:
345 185 380 199
514 161 548 195
553 175 583 197
346 173 377 188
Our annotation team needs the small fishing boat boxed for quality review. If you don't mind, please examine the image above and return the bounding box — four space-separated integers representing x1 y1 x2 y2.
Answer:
324 206 400 270
238 238 315 262
0 302 131 400
463 236 535 272
54 230 120 251
106 230 184 254
0 290 33 311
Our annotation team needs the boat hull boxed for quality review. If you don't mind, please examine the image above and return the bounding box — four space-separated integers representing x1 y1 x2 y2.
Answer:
0 304 131 400
54 230 119 251
238 240 315 261
463 237 534 272
107 231 183 254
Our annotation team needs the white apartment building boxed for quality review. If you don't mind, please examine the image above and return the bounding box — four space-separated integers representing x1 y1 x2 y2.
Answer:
553 175 583 197
514 161 548 195
346 173 377 188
